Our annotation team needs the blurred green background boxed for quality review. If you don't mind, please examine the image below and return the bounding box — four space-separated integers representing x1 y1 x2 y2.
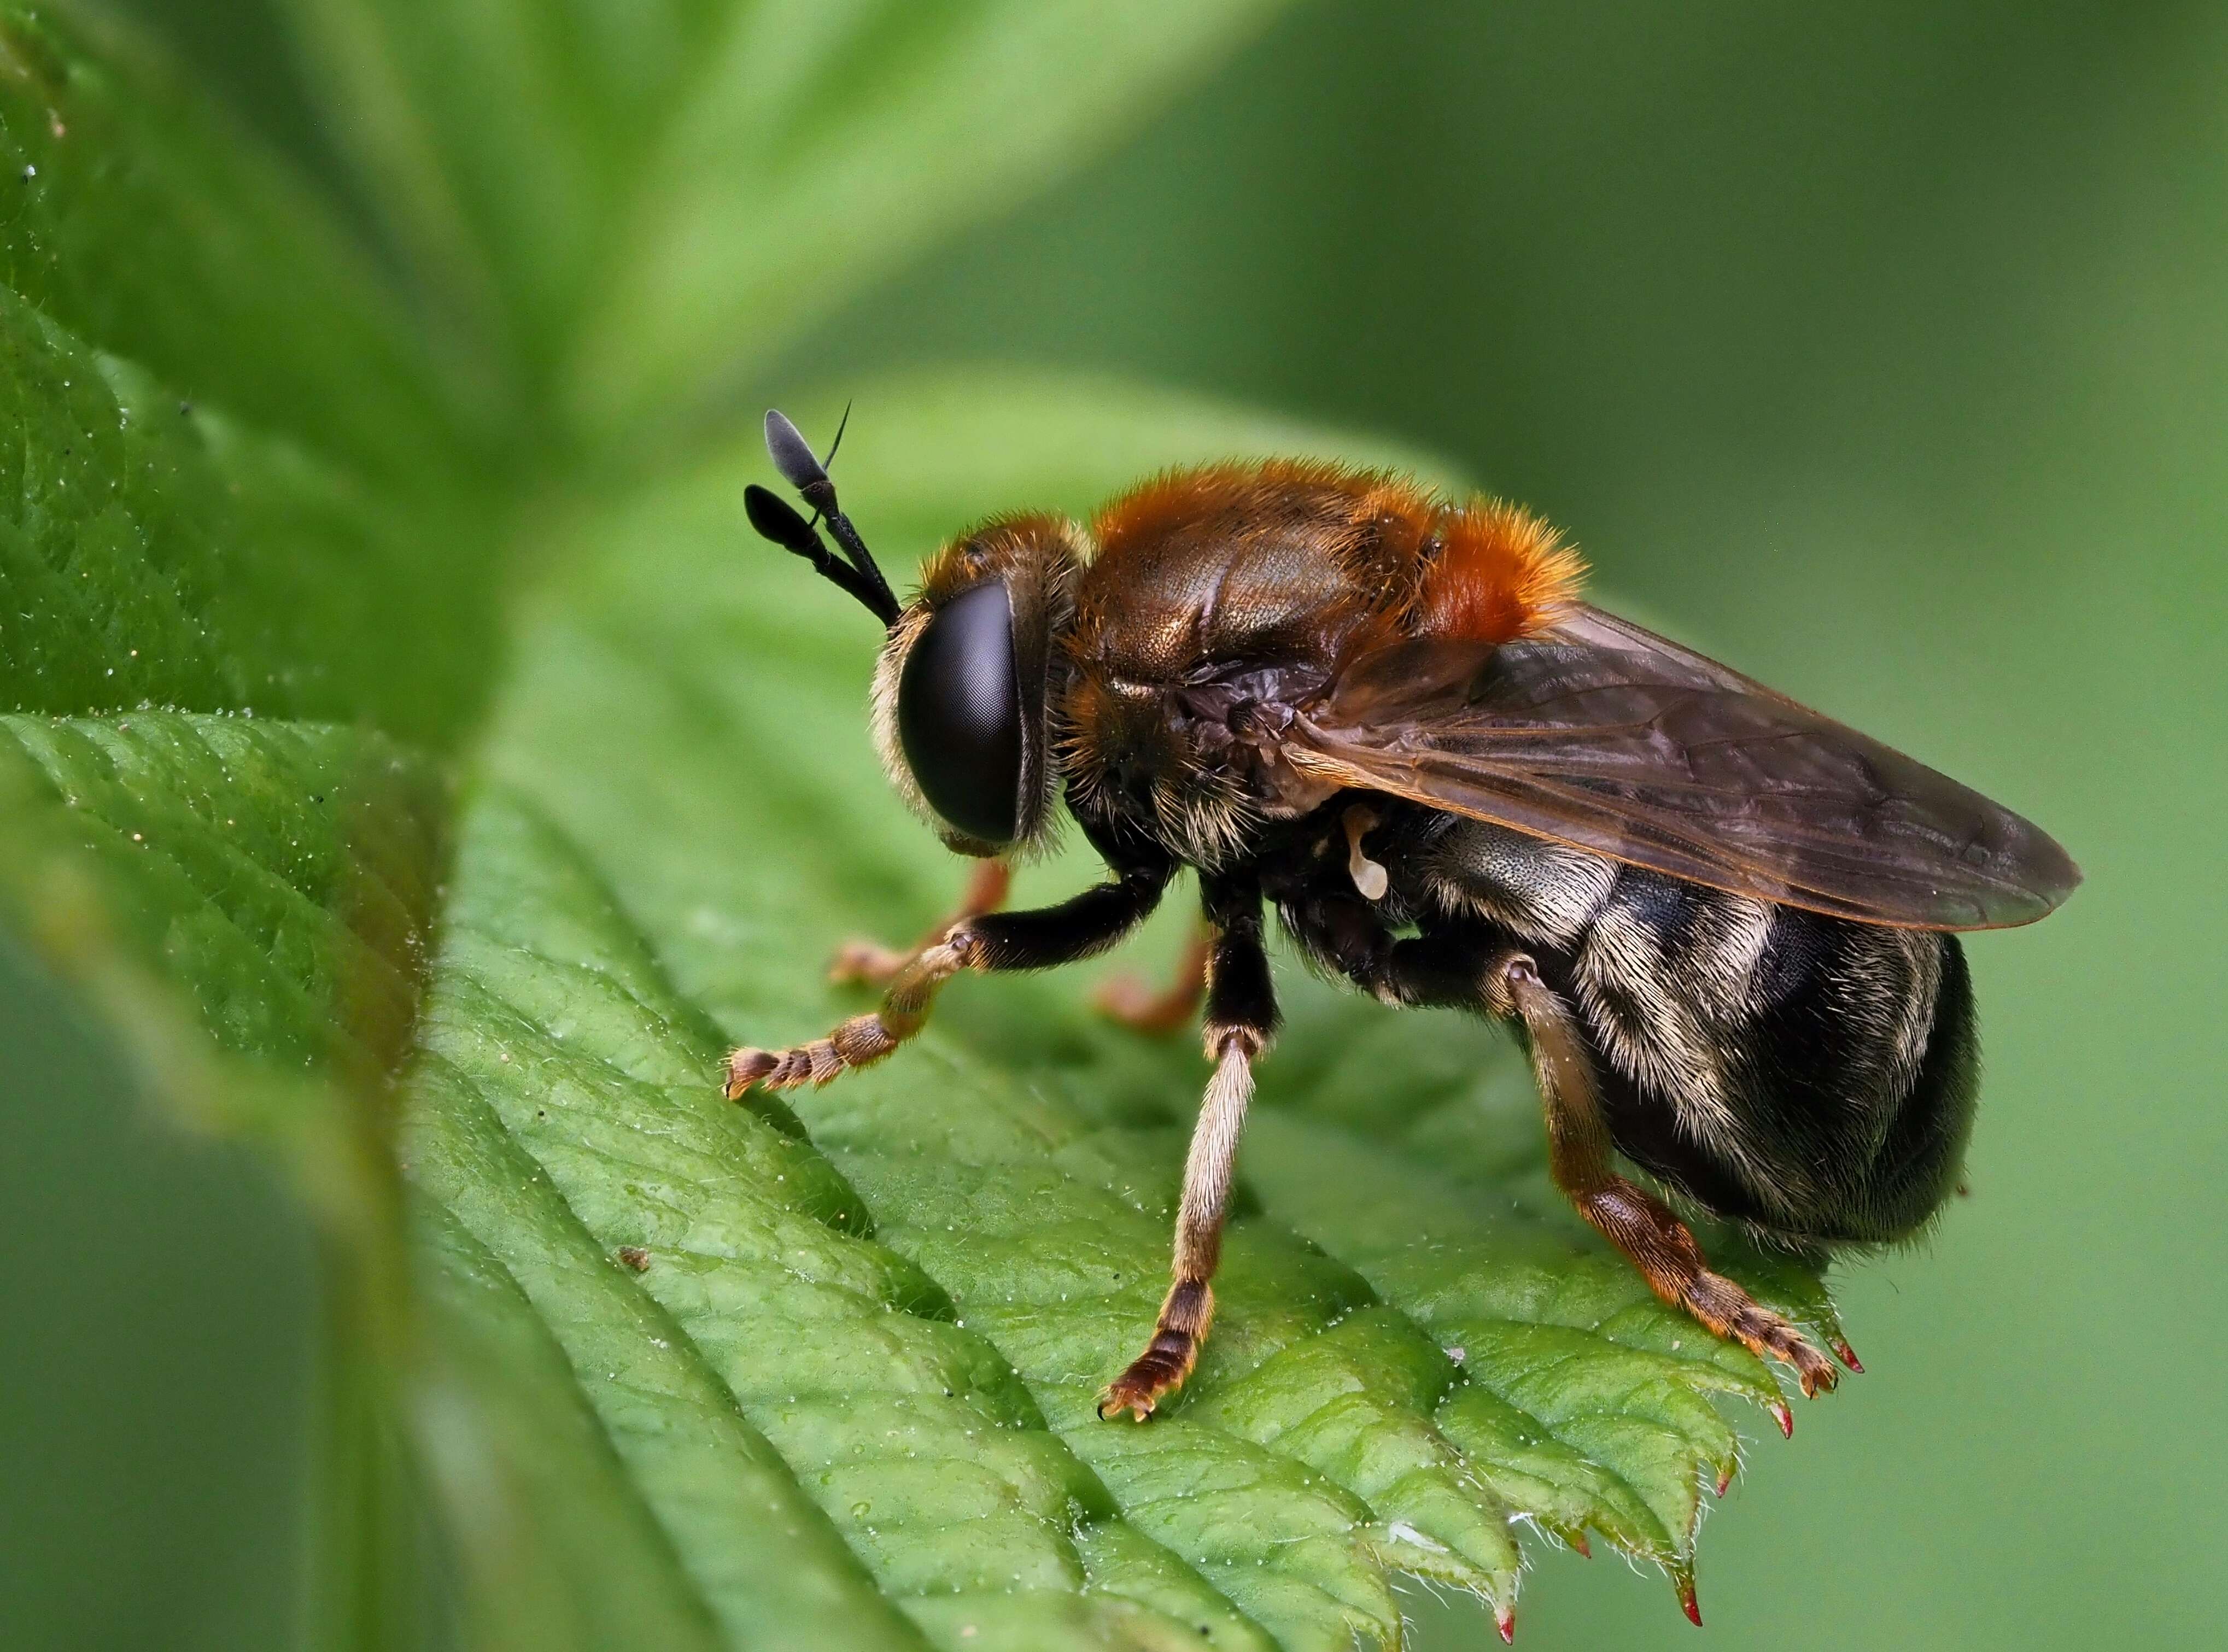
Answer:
9 2 2223 1648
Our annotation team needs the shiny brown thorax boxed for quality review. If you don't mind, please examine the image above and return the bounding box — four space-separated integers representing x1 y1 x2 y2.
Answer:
1055 462 1577 867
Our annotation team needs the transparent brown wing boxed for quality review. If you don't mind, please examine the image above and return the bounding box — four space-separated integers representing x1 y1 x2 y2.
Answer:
1286 605 2080 929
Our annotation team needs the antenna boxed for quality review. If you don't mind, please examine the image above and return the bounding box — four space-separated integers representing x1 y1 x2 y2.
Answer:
747 407 899 627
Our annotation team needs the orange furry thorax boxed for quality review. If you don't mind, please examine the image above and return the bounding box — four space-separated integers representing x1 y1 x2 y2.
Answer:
1042 461 1584 868
1084 459 1583 652
1411 495 1585 646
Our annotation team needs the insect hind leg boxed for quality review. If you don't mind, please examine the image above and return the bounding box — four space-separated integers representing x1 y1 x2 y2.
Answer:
1280 883 1845 1409
1485 952 1842 1412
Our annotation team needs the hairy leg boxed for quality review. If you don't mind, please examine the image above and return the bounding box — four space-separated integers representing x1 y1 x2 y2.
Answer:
827 858 1011 986
728 933 973 1094
1484 953 1841 1413
1280 888 1840 1413
1099 878 1277 1421
728 859 1171 1097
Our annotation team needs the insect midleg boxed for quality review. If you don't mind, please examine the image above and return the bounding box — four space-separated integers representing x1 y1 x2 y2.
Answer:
827 857 1012 986
1485 952 1840 1411
1089 922 1211 1034
1098 876 1278 1422
725 860 1171 1097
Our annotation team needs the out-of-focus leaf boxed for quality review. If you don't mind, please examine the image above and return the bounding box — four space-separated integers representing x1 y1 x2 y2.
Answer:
0 710 443 1112
0 705 451 1639
277 0 1294 449
0 287 503 747
0 10 517 749
0 7 484 482
390 372 1843 1647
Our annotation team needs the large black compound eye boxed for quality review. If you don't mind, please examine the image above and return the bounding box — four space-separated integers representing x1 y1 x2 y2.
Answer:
897 581 1024 844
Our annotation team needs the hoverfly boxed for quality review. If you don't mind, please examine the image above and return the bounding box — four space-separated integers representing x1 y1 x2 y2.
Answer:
726 409 2078 1423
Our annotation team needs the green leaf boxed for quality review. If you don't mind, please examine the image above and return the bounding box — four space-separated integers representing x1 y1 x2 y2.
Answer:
1 5 1851 1644
390 370 1845 1647
277 0 1294 448
0 7 483 482
0 711 441 1071
0 285 505 746
414 1200 733 1652
0 13 515 748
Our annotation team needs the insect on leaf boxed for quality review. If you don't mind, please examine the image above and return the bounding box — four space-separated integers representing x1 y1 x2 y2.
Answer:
401 370 1846 1647
0 0 1849 1638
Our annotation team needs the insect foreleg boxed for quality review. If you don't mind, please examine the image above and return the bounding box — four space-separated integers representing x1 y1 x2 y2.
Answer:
827 857 1012 986
726 859 1171 1097
1485 952 1840 1414
1098 877 1277 1422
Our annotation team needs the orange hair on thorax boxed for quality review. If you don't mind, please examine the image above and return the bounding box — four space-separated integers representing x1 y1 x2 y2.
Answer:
1090 458 1411 552
1084 458 1581 652
1410 496 1584 644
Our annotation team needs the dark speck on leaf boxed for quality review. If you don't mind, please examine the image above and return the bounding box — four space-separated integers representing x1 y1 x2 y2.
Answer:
616 1246 651 1272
